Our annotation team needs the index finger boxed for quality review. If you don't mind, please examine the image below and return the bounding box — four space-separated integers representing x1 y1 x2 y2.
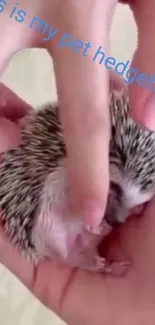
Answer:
52 0 118 227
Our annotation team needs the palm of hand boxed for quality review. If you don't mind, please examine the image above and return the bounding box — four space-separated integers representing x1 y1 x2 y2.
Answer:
1 201 155 325
0 85 155 325
0 0 155 321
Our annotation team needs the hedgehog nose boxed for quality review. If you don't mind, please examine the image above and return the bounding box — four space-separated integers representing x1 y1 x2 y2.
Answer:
104 181 123 227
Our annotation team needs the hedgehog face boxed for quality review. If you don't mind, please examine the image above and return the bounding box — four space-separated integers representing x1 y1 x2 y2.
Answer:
108 89 155 227
104 181 125 226
104 162 154 227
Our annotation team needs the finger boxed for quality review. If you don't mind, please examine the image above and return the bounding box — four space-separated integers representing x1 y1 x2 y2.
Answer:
0 83 32 121
50 0 118 227
0 117 20 152
128 0 155 130
0 84 33 151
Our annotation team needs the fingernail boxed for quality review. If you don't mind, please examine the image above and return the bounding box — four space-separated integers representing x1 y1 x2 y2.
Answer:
143 93 155 130
83 200 105 228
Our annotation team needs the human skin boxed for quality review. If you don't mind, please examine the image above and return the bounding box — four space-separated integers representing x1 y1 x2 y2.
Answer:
0 83 155 325
122 0 155 131
1 0 155 323
0 0 118 228
1 0 155 230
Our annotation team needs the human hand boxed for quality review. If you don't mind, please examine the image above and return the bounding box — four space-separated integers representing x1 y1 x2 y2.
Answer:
2 0 154 242
120 0 155 130
0 84 155 325
0 0 122 228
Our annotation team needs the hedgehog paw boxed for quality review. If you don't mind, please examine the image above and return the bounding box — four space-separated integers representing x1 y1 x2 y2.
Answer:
85 224 102 235
102 260 130 277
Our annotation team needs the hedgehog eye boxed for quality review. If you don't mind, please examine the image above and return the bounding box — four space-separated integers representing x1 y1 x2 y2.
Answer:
110 181 123 201
104 181 124 227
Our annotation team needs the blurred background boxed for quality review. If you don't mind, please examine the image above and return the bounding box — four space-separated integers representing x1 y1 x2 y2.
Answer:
0 3 137 325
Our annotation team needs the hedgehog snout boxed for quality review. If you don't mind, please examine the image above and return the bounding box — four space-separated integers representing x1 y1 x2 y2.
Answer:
104 181 125 227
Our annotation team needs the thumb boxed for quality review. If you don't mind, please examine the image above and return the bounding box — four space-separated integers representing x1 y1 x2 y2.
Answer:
50 0 118 228
129 0 155 130
0 84 33 151
0 117 20 152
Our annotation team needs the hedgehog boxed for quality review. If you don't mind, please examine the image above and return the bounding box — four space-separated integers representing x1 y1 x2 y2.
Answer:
0 88 155 275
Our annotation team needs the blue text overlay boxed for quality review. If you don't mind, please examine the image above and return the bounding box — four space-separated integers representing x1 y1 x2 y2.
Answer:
1 0 155 92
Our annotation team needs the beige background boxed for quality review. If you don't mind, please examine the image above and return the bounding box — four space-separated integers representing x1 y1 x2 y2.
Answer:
0 3 137 325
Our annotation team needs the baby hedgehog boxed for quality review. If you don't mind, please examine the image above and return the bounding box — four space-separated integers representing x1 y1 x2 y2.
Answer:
0 88 155 275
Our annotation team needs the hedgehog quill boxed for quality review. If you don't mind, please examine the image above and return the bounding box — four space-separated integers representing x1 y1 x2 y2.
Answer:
0 88 155 275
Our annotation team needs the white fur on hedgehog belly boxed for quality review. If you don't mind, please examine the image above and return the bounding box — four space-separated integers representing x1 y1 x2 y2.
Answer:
31 165 111 267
